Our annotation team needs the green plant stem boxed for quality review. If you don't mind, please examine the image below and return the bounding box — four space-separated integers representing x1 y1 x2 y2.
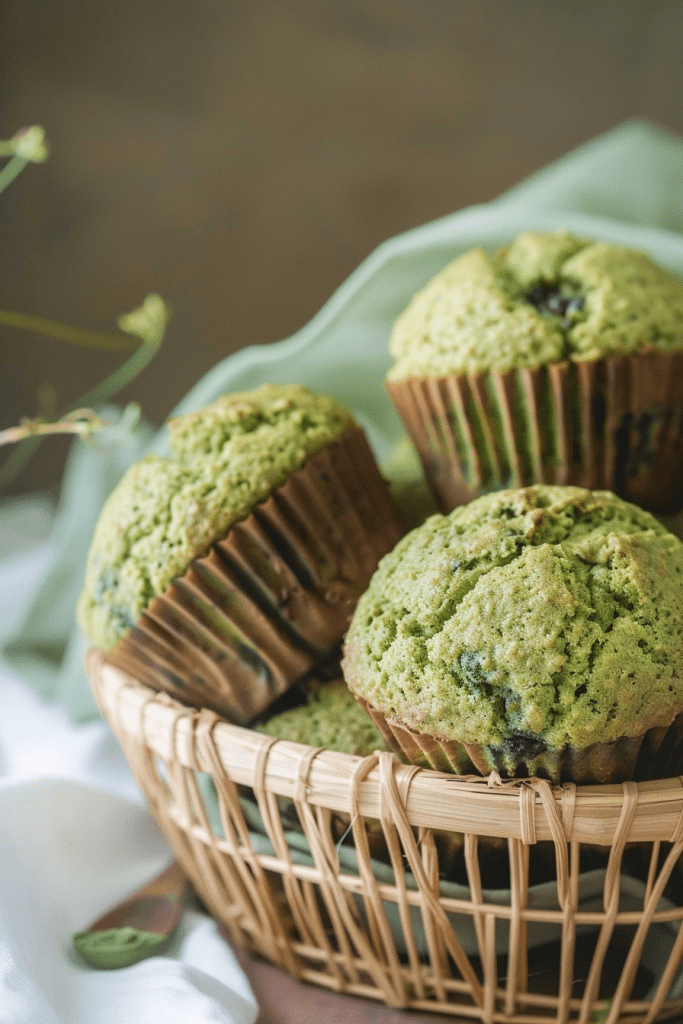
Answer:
0 410 106 447
75 335 161 409
0 310 136 352
0 436 43 489
0 154 29 195
0 335 163 491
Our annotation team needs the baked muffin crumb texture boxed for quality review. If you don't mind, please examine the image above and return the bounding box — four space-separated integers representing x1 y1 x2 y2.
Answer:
257 678 389 756
78 384 355 651
343 485 683 754
387 230 683 379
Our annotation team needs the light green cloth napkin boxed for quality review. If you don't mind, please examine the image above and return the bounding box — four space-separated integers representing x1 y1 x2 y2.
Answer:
4 118 683 721
0 408 154 719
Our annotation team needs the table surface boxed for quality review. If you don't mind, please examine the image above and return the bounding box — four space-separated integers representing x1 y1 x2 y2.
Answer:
234 947 457 1024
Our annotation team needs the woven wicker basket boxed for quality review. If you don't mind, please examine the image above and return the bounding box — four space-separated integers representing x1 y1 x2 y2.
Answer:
87 649 683 1024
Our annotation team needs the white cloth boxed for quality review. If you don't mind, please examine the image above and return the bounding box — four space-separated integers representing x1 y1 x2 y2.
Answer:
0 547 259 1024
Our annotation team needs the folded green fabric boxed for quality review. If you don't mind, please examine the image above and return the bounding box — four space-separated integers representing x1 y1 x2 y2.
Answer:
0 408 153 720
4 119 683 722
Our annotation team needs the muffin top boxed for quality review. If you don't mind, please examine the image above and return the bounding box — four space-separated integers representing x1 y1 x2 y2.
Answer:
78 384 355 650
257 679 389 756
342 485 683 752
387 230 683 380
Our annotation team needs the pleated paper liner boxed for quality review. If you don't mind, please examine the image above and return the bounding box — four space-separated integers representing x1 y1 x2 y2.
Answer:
355 694 683 785
107 426 404 724
386 348 683 514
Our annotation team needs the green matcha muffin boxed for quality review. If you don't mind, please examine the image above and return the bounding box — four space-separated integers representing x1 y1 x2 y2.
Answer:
386 230 683 513
342 484 683 785
78 384 404 723
257 678 472 879
256 677 390 755
257 678 392 858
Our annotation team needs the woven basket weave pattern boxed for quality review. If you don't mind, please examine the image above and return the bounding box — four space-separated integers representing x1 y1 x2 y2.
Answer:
89 650 683 1024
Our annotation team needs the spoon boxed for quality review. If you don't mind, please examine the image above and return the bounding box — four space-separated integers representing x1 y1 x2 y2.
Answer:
73 859 190 969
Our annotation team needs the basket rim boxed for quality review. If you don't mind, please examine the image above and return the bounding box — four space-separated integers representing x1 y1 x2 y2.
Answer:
88 648 683 847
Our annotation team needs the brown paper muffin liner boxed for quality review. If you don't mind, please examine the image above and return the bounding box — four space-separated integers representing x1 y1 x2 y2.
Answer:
386 348 683 513
355 695 477 775
356 695 683 786
107 426 404 724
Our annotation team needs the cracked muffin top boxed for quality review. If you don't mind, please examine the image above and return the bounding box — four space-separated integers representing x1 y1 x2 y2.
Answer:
77 384 355 651
342 485 683 752
387 230 683 380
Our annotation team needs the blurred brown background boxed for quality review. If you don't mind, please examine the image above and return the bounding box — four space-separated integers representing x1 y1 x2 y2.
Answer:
2 0 683 495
